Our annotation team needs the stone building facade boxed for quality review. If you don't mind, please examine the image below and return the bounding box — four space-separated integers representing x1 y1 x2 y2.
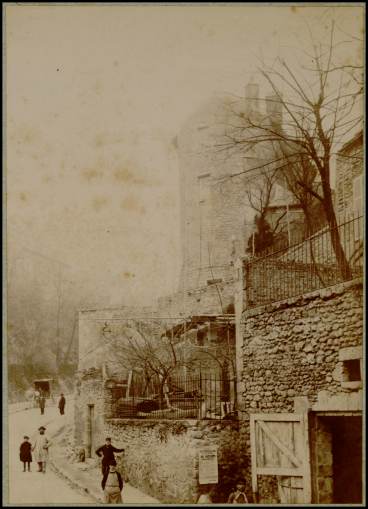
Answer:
175 82 286 292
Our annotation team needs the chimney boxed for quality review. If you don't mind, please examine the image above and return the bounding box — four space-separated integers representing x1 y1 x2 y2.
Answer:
265 94 283 128
245 80 260 114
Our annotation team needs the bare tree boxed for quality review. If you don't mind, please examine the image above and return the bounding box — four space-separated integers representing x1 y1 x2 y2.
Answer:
108 320 189 409
217 20 363 278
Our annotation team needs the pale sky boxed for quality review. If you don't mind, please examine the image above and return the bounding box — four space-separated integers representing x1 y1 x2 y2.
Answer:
5 4 364 307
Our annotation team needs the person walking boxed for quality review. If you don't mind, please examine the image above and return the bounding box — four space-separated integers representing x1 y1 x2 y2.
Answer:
39 394 46 415
19 436 32 472
58 393 66 415
34 389 40 408
32 426 51 473
101 460 123 504
96 438 125 476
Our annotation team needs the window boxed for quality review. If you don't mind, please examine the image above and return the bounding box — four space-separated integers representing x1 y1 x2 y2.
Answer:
339 346 362 390
342 359 361 382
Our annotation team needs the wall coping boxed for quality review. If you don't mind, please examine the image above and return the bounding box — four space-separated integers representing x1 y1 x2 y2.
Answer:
242 277 363 319
106 418 199 425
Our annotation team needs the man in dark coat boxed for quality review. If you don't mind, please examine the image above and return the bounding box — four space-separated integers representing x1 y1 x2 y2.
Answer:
19 436 32 472
58 394 66 415
39 395 46 415
95 438 124 475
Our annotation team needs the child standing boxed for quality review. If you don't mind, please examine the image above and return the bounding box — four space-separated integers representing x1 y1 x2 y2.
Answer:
227 480 249 503
101 460 123 503
19 436 32 472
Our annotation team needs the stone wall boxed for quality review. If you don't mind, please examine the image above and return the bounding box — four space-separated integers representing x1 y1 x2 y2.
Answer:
238 278 363 503
74 372 251 504
96 418 251 504
74 369 105 454
241 278 363 413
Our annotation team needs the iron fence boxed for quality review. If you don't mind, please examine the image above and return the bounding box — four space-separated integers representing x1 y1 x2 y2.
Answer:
109 372 237 420
244 215 363 309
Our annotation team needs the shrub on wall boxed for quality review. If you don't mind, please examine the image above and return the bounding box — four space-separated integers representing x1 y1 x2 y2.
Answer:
115 425 197 504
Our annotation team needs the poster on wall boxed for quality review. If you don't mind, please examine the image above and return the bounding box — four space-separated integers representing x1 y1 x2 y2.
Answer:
198 446 218 484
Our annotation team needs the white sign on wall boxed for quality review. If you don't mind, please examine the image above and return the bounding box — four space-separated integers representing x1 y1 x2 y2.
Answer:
198 445 218 484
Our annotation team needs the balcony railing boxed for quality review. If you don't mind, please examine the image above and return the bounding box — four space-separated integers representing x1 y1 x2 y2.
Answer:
244 215 363 309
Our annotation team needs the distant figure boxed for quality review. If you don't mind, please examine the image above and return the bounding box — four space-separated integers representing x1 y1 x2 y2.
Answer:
227 480 249 504
39 395 46 415
19 435 32 472
96 438 125 476
32 426 51 473
34 390 40 407
101 459 123 504
58 393 66 415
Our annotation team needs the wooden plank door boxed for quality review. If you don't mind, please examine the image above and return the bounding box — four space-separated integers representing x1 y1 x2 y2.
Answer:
250 413 311 504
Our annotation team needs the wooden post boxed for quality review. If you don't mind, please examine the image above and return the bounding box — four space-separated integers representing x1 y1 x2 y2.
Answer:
250 414 258 501
302 411 312 503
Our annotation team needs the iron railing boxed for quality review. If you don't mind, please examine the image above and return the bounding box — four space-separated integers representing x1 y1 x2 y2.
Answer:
244 215 363 309
108 372 237 420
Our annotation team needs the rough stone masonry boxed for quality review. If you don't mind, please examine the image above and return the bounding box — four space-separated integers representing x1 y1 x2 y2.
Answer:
241 278 363 412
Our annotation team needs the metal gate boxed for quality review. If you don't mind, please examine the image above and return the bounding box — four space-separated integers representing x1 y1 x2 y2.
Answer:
250 413 311 504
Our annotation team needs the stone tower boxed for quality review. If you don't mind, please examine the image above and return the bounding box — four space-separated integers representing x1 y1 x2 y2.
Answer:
174 83 282 293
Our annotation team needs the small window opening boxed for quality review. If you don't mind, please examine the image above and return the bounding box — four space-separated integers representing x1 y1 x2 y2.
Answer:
343 359 361 382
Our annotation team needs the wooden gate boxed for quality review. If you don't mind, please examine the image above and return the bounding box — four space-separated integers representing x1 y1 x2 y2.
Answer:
250 413 311 504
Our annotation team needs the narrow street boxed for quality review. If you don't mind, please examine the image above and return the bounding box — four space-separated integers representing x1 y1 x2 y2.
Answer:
6 404 93 505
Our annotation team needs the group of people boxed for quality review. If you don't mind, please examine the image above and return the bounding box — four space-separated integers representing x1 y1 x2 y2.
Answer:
34 392 66 416
94 438 248 505
20 427 247 505
96 437 125 504
19 426 51 473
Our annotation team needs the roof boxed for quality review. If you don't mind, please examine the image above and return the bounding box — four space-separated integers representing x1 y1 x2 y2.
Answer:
162 314 235 336
338 130 363 155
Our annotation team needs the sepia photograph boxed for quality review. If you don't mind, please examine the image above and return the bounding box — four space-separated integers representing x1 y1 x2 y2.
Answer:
3 2 365 506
